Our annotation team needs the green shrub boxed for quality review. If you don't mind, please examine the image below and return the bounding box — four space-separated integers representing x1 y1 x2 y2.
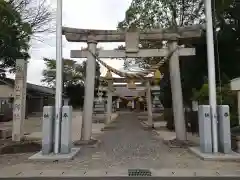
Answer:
192 83 238 128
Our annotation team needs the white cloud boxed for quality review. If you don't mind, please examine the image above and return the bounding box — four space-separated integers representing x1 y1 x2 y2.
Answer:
23 0 131 85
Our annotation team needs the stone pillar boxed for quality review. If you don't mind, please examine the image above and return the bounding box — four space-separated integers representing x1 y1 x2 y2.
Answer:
39 97 44 112
81 40 97 141
136 101 140 112
12 59 27 141
106 83 113 124
42 106 54 155
61 106 73 154
64 98 70 105
238 91 240 125
117 101 120 109
146 81 153 127
169 41 187 141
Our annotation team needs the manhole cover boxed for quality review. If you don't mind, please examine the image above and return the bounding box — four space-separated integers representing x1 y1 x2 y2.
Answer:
128 169 152 176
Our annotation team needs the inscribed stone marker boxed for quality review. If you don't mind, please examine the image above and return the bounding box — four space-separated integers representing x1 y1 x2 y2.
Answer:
12 59 27 141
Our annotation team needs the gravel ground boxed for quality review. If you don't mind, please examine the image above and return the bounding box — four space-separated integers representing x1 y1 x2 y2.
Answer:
0 113 240 172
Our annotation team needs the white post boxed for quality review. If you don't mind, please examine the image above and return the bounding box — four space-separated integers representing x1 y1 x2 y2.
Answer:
106 83 113 124
63 98 69 105
12 59 27 141
82 41 97 141
61 106 72 154
238 91 240 125
117 100 120 109
54 0 63 154
205 0 218 153
146 81 153 127
132 100 135 109
169 41 187 141
42 106 54 155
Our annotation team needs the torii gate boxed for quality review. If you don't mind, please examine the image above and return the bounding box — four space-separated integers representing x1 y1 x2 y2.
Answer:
62 25 203 142
99 75 160 125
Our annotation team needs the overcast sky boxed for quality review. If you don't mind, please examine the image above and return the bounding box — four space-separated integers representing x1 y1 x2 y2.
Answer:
9 0 132 85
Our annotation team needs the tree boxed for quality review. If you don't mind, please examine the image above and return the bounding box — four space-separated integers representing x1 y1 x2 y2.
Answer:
42 58 101 87
118 0 205 30
41 58 84 87
118 0 207 108
0 0 32 70
118 0 240 131
42 58 101 107
0 0 54 72
9 0 54 36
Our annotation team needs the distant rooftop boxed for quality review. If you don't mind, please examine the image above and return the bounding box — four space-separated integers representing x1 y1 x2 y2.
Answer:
0 78 66 96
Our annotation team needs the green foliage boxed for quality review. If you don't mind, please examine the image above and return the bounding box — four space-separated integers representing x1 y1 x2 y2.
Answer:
117 0 208 109
41 58 101 107
41 58 85 87
119 0 240 106
192 83 238 127
0 0 54 73
118 0 205 30
118 0 240 130
0 0 32 69
65 84 85 108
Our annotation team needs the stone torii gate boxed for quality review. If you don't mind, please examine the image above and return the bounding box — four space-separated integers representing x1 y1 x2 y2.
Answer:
62 25 203 142
99 75 158 124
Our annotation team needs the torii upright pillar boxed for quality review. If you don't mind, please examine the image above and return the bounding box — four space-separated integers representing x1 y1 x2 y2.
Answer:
81 40 97 141
146 81 153 127
169 41 187 141
106 82 113 124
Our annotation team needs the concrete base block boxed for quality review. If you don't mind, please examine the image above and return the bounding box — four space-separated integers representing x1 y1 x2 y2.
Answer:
189 146 240 161
74 139 99 146
28 148 80 162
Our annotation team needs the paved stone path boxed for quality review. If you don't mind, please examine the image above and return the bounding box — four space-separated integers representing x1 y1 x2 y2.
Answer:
76 113 165 169
62 113 240 170
0 113 240 174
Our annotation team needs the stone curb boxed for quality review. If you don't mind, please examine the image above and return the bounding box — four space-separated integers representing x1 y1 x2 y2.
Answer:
1 169 240 177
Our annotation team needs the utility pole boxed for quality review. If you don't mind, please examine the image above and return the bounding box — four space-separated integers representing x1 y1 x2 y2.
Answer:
54 0 63 154
205 0 218 153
